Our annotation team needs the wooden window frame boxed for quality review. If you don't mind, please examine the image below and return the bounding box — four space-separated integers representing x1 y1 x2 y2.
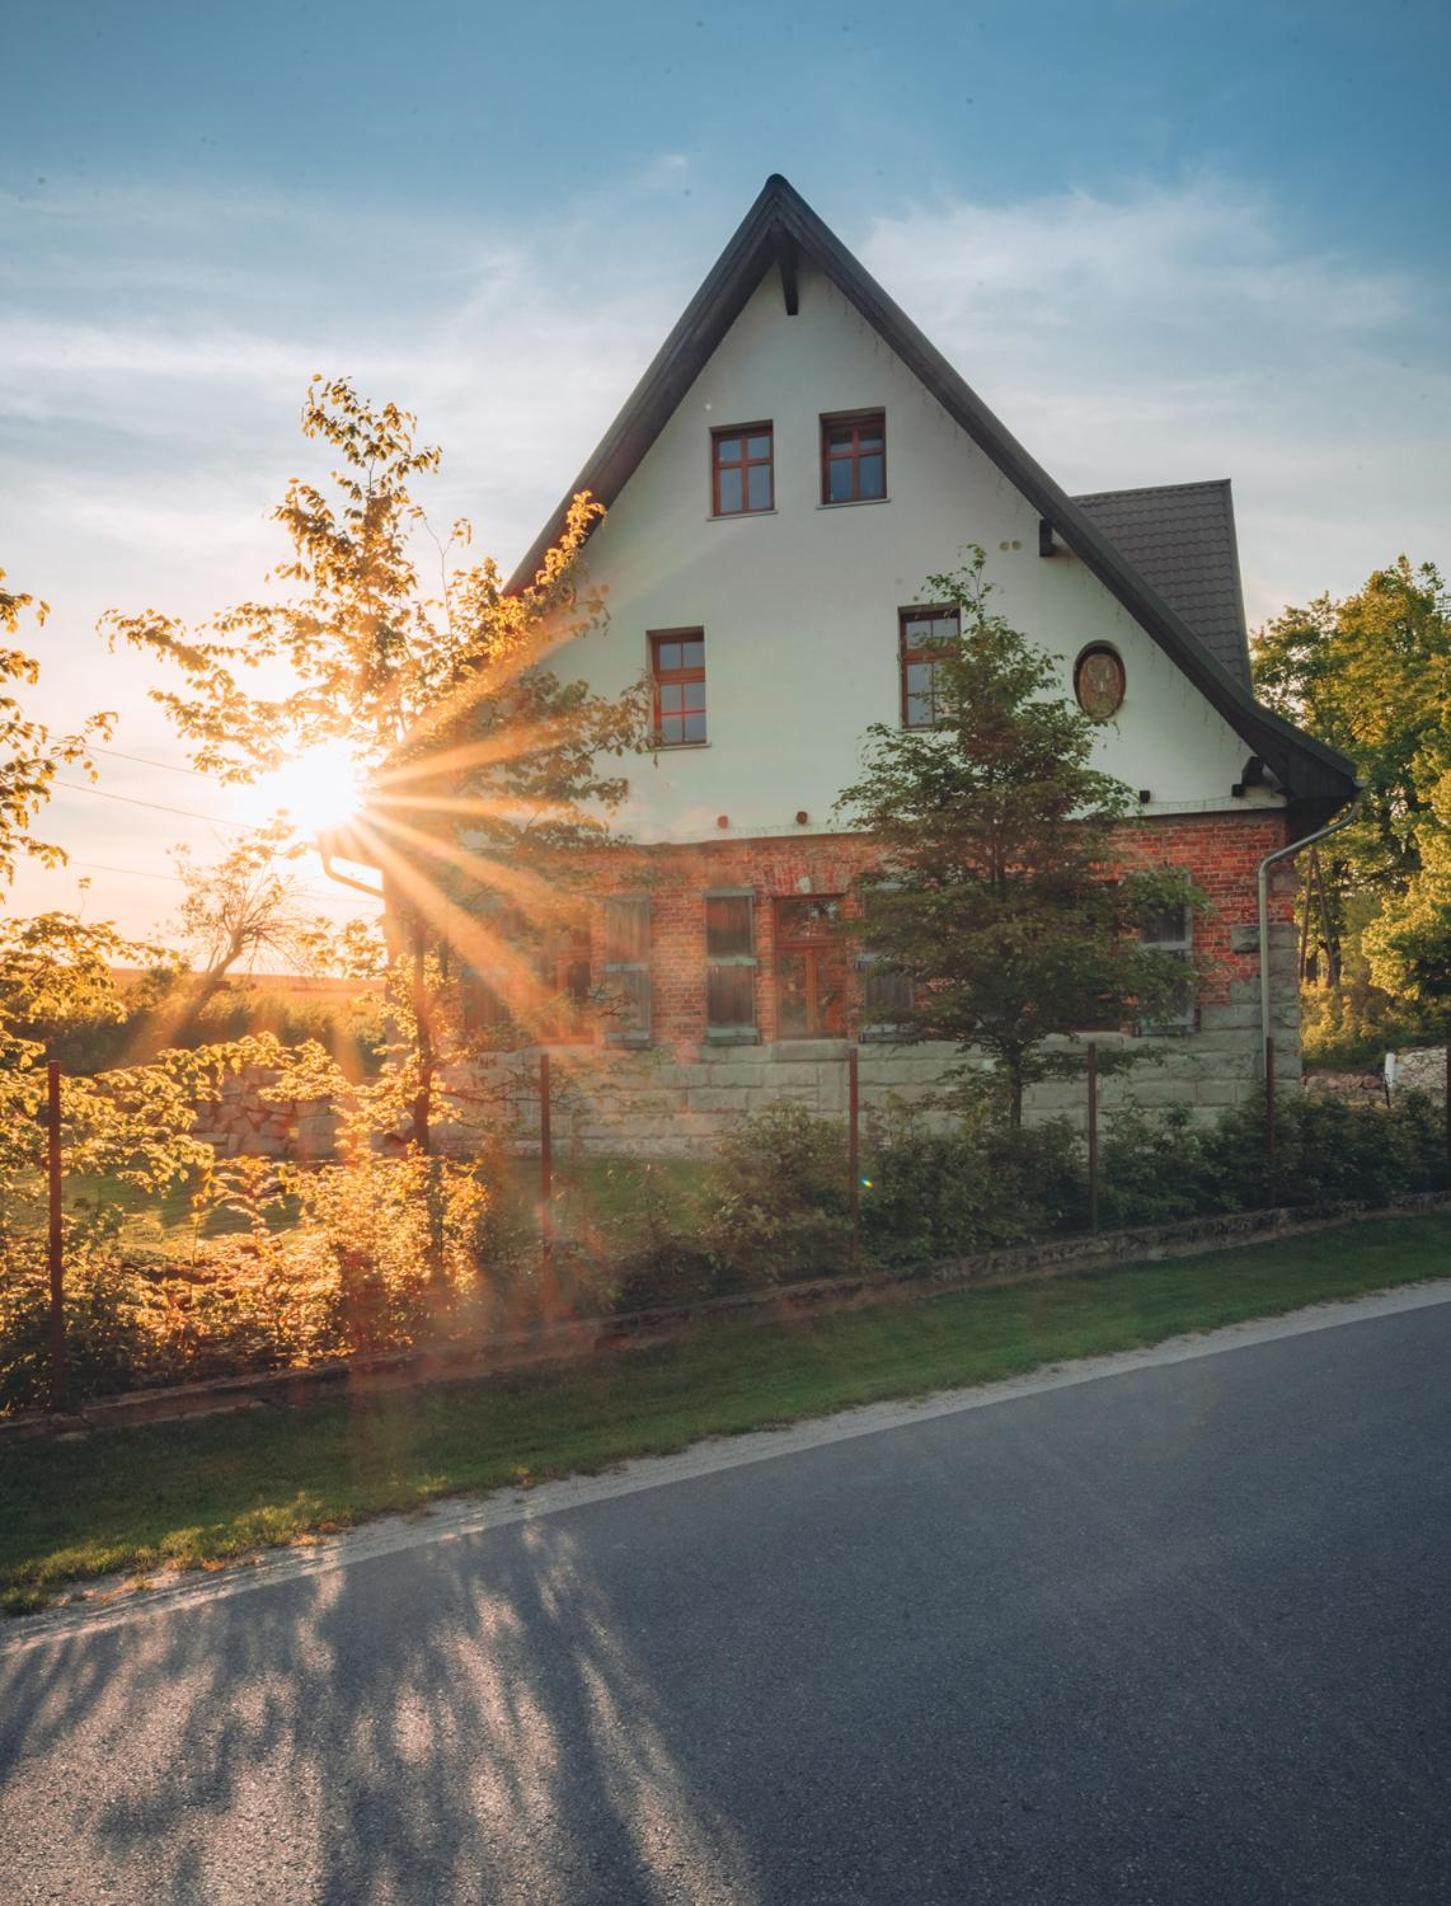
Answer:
898 605 960 729
774 897 847 1041
601 896 652 1048
704 889 758 1043
649 628 707 748
1074 643 1127 722
711 423 774 517
1138 894 1196 1035
820 409 887 506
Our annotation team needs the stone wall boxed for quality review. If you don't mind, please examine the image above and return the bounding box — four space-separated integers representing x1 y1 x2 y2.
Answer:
192 1070 340 1160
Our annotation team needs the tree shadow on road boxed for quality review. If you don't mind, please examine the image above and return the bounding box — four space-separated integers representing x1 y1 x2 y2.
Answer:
0 1506 766 1905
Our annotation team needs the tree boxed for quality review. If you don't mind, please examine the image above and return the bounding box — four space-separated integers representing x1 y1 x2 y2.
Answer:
1 568 112 893
1253 558 1451 981
835 552 1200 1130
1363 769 1451 1012
106 379 648 1150
169 817 330 1025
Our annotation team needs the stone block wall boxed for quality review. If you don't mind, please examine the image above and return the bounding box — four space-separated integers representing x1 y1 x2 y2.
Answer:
191 1070 340 1160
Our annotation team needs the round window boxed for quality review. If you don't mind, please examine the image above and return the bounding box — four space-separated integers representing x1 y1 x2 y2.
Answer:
1074 645 1126 721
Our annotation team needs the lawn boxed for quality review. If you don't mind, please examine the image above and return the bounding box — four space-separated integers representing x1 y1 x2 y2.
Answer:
4 1210 1450 1615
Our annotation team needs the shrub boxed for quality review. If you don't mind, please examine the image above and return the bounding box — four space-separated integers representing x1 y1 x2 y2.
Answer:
0 1235 165 1412
861 1107 1085 1268
703 1101 854 1286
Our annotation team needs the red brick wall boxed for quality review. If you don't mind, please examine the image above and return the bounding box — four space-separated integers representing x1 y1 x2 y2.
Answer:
576 809 1292 1051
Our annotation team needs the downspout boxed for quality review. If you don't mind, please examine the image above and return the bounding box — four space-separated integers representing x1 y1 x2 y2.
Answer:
317 822 384 901
1256 789 1363 1075
318 847 384 900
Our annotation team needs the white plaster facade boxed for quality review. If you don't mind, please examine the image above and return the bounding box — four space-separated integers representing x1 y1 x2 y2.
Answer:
560 260 1274 842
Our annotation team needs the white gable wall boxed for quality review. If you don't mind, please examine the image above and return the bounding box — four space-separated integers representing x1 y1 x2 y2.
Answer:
557 261 1264 845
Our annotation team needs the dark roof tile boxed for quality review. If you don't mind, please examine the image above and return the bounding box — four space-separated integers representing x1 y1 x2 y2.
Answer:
1074 480 1251 689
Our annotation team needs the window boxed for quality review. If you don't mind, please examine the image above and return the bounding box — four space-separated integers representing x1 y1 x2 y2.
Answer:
650 631 707 747
601 896 652 1047
712 424 773 515
460 964 510 1036
899 607 960 728
821 410 886 504
1140 898 1195 1032
858 953 913 1035
775 897 846 1038
1074 644 1126 721
536 913 593 1044
705 892 757 1040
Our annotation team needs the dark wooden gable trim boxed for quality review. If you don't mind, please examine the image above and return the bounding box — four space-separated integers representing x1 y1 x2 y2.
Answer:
506 175 1357 825
772 226 800 315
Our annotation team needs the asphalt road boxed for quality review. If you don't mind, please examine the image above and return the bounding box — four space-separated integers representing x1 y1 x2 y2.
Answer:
3 1299 1451 1905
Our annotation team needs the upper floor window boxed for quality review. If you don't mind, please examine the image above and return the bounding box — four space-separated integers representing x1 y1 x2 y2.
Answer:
899 606 960 728
822 410 886 504
712 424 773 515
650 630 706 746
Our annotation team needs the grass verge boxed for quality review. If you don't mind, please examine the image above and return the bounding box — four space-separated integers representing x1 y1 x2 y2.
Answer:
5 1211 1450 1615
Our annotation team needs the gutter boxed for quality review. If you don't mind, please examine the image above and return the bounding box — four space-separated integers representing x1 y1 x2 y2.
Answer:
1256 790 1363 1077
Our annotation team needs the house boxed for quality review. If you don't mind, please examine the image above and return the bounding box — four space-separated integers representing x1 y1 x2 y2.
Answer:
460 175 1356 1151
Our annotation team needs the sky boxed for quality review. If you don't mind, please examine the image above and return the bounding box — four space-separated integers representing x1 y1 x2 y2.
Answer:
5 0 1450 947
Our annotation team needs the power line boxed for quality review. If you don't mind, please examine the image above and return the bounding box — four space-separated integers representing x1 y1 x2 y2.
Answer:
89 744 209 778
53 779 255 830
63 859 372 906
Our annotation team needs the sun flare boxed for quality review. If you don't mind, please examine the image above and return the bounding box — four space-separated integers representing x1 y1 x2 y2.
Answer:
258 738 368 837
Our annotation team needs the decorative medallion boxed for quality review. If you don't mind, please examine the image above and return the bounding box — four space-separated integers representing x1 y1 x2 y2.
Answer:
1074 645 1126 721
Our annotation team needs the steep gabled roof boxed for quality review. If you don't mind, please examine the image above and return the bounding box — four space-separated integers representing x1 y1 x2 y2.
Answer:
1075 480 1252 691
509 175 1355 825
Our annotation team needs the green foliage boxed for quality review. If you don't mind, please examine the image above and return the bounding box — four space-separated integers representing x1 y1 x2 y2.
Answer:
50 973 387 1077
1254 558 1451 899
703 1100 854 1286
1363 768 1451 1009
1097 1092 1446 1228
0 1237 161 1414
1254 558 1451 1004
860 1106 1085 1267
0 568 113 894
1300 985 1447 1072
837 550 1201 1127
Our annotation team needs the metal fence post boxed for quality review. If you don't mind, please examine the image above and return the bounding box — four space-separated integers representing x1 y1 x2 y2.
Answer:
847 1045 860 1257
539 1049 553 1274
46 1060 67 1413
1087 1042 1100 1234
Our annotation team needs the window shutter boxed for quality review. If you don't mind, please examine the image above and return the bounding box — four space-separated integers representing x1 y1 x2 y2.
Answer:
602 896 652 1047
705 892 757 1040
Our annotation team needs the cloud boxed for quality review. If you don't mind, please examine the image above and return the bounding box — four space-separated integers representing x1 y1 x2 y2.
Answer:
856 177 1449 619
4 167 1447 935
